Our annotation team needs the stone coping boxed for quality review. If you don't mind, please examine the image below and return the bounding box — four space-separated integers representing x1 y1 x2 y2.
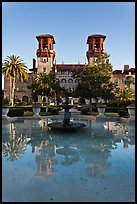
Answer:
120 117 135 123
2 114 121 122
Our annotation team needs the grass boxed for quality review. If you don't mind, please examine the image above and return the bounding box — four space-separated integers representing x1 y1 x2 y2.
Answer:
24 111 52 116
104 112 119 117
24 111 34 116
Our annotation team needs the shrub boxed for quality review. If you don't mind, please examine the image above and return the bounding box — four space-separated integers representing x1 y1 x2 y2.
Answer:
2 98 9 106
24 111 34 116
117 110 129 118
80 106 90 115
32 102 41 106
50 107 59 115
14 102 25 106
105 107 119 113
7 108 24 117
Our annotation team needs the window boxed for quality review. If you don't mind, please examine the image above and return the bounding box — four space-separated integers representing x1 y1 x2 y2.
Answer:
68 79 73 83
114 79 118 86
61 78 66 83
43 68 46 72
43 58 46 63
56 79 60 82
43 44 48 49
95 40 99 49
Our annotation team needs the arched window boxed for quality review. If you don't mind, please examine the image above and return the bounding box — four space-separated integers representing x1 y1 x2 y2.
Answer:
61 78 66 83
56 78 60 82
22 95 28 102
43 67 46 72
43 97 46 102
68 78 73 83
43 58 46 63
95 39 99 49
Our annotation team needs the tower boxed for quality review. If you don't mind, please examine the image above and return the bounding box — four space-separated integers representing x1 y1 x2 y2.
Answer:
36 34 56 74
86 34 106 65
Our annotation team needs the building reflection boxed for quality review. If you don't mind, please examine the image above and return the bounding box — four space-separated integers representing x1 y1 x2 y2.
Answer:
103 121 135 148
2 119 135 178
56 144 80 166
79 133 113 178
34 137 57 178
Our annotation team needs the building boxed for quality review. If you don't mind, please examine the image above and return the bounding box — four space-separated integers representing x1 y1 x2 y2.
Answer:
3 33 135 104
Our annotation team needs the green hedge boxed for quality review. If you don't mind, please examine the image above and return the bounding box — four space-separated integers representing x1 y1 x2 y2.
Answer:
50 107 59 115
7 106 59 117
7 107 24 117
117 110 129 118
2 98 9 106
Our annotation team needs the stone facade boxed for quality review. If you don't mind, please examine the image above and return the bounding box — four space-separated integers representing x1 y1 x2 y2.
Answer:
3 34 135 103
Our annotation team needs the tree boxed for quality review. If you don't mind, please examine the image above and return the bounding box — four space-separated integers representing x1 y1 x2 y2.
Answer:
124 75 135 89
28 70 61 111
116 87 135 107
72 53 115 113
2 55 28 106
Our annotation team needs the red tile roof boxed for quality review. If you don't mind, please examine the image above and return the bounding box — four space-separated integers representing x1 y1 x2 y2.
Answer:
87 34 106 43
113 70 122 74
56 64 86 71
36 34 55 43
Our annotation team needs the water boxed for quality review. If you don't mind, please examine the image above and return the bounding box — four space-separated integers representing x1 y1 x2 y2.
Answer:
2 118 135 202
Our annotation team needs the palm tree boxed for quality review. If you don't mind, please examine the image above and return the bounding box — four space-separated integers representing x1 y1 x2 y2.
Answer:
33 71 61 111
117 87 135 106
2 134 28 161
35 72 51 111
124 75 135 89
2 55 28 106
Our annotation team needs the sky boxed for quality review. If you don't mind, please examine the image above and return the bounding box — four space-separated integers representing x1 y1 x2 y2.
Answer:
2 2 135 88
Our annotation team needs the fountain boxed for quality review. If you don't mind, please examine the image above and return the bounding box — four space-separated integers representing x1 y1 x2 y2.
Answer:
47 95 86 131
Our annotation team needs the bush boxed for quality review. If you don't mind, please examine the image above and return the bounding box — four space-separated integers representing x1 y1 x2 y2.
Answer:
50 107 59 115
2 98 9 106
80 106 90 115
117 110 129 118
7 107 24 117
14 102 25 106
24 111 34 116
105 107 119 113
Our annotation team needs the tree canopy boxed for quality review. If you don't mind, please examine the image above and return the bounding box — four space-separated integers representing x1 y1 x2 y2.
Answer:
28 70 62 102
72 53 115 104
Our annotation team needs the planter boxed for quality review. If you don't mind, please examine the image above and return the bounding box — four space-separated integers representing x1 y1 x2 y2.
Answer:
97 104 107 118
32 106 41 117
126 106 135 121
2 106 10 118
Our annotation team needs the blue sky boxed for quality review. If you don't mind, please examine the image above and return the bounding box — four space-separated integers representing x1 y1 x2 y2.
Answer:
2 2 135 72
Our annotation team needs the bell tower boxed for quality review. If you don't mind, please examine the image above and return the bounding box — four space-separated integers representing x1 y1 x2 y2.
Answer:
86 34 106 65
36 34 56 74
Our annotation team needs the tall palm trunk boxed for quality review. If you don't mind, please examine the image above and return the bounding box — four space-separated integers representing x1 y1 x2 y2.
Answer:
11 77 16 106
89 97 92 115
46 96 49 113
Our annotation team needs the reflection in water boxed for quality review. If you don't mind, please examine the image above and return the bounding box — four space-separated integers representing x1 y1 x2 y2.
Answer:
2 122 30 161
103 121 135 148
56 144 80 166
35 139 57 178
2 119 135 179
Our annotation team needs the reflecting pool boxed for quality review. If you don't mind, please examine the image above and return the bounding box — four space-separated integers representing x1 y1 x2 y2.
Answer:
2 118 135 202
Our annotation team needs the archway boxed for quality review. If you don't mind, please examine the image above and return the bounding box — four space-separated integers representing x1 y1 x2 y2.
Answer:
22 95 28 103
